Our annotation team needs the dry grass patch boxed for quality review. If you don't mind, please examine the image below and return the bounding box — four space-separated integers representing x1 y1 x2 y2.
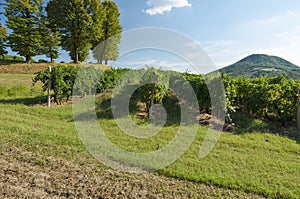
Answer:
0 63 110 74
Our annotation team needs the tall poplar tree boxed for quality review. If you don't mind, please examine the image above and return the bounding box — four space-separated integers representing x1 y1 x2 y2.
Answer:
93 0 122 64
5 0 45 63
46 0 104 63
41 14 60 63
0 24 8 60
43 27 60 63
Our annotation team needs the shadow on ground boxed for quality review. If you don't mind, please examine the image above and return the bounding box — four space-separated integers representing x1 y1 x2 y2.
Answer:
73 88 182 127
231 111 300 143
0 96 47 106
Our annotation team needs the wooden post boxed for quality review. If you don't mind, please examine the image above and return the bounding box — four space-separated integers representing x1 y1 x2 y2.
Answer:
296 87 300 131
47 66 52 108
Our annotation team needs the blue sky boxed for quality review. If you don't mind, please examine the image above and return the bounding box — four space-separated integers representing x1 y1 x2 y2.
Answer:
1 0 300 70
114 0 300 68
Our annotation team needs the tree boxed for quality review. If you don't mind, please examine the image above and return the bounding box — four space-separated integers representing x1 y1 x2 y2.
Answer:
0 23 8 61
93 0 122 64
88 0 105 50
40 9 60 63
42 27 60 63
5 0 45 63
46 0 104 63
40 13 60 63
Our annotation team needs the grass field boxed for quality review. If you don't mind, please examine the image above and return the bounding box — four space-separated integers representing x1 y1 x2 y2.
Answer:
0 71 299 198
0 74 43 100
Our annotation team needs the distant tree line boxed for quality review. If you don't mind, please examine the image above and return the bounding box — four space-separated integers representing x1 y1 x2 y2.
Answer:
0 0 122 64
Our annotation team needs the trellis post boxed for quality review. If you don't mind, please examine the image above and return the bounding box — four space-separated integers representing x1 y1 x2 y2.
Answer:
296 87 300 131
47 66 52 108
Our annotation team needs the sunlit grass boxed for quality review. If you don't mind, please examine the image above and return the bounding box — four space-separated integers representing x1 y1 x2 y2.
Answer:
0 75 299 198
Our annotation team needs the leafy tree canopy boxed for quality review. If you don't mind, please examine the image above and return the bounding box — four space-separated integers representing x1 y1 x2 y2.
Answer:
5 0 45 62
0 23 8 59
46 0 104 63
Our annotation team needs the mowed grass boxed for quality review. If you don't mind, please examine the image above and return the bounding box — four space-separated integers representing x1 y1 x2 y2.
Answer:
0 74 43 98
0 104 86 159
1 102 299 198
0 74 35 85
0 71 299 198
95 94 300 198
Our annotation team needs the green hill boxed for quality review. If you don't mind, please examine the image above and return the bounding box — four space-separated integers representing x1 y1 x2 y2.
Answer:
219 54 300 79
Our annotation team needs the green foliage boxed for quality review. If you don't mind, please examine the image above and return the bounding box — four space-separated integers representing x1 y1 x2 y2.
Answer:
32 64 300 126
223 74 299 126
5 0 45 62
32 65 128 104
0 54 26 65
97 67 129 93
3 54 25 62
73 67 102 95
41 18 60 63
93 0 122 64
89 0 105 49
46 0 104 63
182 72 211 112
220 54 300 79
0 23 8 60
32 66 79 104
136 68 170 116
175 72 298 126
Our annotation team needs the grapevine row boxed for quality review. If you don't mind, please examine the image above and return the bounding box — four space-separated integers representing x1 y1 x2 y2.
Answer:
33 66 300 125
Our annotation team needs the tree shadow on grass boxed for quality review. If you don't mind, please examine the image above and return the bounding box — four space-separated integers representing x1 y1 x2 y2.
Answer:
96 98 114 120
231 111 300 143
0 96 47 106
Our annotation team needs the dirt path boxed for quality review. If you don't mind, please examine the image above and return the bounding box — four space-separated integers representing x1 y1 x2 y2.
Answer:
0 146 265 199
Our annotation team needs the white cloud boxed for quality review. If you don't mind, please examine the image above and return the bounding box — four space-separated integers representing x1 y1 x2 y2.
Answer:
144 0 191 16
204 11 300 68
288 10 295 15
242 12 300 66
241 11 299 32
248 26 300 66
200 40 243 68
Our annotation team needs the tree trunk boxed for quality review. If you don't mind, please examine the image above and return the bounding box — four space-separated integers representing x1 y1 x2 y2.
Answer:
50 47 53 63
297 100 300 131
54 95 59 105
148 83 156 118
26 55 31 64
105 59 108 65
296 87 300 131
75 47 79 63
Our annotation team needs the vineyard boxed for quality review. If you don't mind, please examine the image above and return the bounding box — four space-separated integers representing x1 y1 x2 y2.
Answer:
33 65 300 129
0 64 299 198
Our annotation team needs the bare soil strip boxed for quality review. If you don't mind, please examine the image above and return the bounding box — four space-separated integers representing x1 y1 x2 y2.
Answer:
0 145 265 199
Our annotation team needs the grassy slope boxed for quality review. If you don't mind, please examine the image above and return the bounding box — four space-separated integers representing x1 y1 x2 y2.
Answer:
0 74 43 99
1 101 299 198
97 93 300 198
0 63 109 75
0 70 299 198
